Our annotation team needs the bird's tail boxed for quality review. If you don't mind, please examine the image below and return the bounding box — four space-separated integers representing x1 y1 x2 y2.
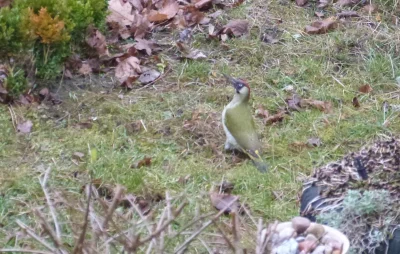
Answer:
242 149 268 173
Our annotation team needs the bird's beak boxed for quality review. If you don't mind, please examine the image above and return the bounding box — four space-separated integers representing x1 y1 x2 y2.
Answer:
223 74 242 93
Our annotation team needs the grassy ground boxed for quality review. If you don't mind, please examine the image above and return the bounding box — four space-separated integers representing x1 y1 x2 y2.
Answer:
1 0 400 251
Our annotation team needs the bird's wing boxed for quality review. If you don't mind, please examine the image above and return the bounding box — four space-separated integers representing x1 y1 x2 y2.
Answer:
224 105 261 151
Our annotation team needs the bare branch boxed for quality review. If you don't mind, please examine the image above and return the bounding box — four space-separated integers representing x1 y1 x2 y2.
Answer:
102 185 124 230
73 183 93 254
0 249 54 254
16 220 55 252
34 209 63 249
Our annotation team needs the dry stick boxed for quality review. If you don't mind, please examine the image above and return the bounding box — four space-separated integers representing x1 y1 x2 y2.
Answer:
174 196 239 253
72 183 93 254
198 237 213 254
34 209 63 249
16 220 55 252
255 219 263 254
102 185 124 230
172 212 215 237
166 191 172 235
138 201 187 246
231 211 242 254
0 249 54 254
39 167 61 239
212 221 236 252
8 106 16 131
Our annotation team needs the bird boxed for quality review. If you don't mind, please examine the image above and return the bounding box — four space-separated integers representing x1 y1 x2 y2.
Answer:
221 74 268 172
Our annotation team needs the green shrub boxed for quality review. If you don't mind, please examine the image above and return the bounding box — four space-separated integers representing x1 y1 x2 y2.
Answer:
0 0 108 80
3 67 28 99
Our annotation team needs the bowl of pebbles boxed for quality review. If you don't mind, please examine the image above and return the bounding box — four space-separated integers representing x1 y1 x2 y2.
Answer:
261 216 349 254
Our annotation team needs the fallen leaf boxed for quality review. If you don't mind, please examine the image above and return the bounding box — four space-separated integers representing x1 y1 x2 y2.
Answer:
125 121 142 134
122 39 154 55
261 28 282 44
307 137 321 147
17 120 33 133
176 42 207 59
296 0 307 6
300 99 332 113
375 13 381 22
337 11 359 18
86 27 109 56
78 63 92 75
255 105 269 118
115 56 142 88
107 0 135 38
209 192 240 214
148 0 179 22
77 122 93 129
194 0 213 9
179 28 192 43
263 110 286 125
131 156 152 168
336 0 360 7
39 88 49 98
289 142 309 152
352 97 360 108
128 0 143 12
0 83 7 94
286 94 302 111
362 4 378 14
72 152 85 161
0 0 11 8
139 69 161 84
183 6 209 26
131 13 152 39
221 19 249 37
208 10 222 19
305 17 338 34
359 84 372 94
317 0 331 8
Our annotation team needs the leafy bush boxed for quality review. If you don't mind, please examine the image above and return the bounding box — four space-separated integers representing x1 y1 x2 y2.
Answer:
0 0 108 80
3 67 28 99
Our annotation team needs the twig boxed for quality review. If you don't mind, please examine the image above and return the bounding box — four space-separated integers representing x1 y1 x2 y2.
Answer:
16 220 55 252
212 221 236 251
102 185 124 230
34 209 63 249
156 208 167 252
73 183 93 254
232 212 242 253
172 212 215 237
166 191 172 234
174 196 239 253
39 167 61 239
0 249 54 254
139 201 187 245
198 237 213 254
8 106 16 131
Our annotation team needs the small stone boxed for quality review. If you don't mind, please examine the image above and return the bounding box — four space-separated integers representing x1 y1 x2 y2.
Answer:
306 224 325 239
324 245 333 254
332 251 341 254
298 240 317 253
296 236 306 242
322 235 342 250
305 234 318 243
278 227 296 243
292 216 311 234
311 246 326 254
272 238 298 254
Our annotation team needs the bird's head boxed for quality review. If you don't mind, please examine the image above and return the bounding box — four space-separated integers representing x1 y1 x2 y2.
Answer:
223 74 250 99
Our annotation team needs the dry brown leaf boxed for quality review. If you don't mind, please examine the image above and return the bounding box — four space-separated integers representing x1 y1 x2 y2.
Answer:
359 84 372 94
78 63 92 75
17 120 33 134
107 0 135 27
221 19 249 37
86 28 109 56
317 0 331 8
296 0 308 6
216 181 235 194
305 17 337 34
263 110 286 125
183 6 209 26
286 94 302 111
115 56 142 88
131 13 152 39
132 156 152 168
352 97 360 108
0 0 11 7
336 0 360 7
148 0 179 22
72 152 85 161
194 0 213 9
0 83 7 94
300 99 332 113
128 0 143 12
362 4 378 14
255 105 269 118
208 10 222 19
209 192 240 214
337 11 359 18
134 39 153 55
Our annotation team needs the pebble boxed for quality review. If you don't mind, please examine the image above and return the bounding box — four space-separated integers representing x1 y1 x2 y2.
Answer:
324 245 333 254
291 216 311 234
295 236 306 242
306 224 325 239
311 246 326 254
298 240 317 253
272 238 298 254
305 234 318 243
278 227 296 243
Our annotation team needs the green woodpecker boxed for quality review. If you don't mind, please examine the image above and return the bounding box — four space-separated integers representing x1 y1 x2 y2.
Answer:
222 74 268 172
